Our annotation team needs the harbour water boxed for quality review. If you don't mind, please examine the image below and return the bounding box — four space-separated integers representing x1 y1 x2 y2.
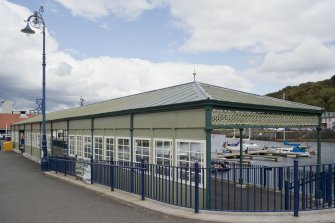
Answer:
211 134 335 167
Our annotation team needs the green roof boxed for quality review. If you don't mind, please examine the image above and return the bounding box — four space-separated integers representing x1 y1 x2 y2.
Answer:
15 82 323 124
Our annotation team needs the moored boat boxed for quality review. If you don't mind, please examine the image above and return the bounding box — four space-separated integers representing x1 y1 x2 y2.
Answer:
222 141 263 152
269 141 310 157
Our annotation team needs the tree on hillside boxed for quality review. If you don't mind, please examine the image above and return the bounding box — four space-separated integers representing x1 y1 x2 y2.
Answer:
266 75 335 111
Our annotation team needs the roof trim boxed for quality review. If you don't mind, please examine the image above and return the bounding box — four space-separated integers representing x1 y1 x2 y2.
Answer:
193 81 213 99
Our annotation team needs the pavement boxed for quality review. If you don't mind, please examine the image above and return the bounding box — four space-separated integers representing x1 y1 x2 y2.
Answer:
2 150 335 223
0 151 210 223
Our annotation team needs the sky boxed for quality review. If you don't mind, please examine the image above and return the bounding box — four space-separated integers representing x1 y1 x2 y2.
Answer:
1 0 335 112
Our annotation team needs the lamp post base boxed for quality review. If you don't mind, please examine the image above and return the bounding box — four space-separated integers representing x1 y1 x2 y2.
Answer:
41 156 49 171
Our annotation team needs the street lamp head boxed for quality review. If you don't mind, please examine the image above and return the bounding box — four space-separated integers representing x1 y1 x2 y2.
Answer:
21 22 35 35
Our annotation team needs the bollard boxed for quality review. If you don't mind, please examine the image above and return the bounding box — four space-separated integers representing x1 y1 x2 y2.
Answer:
110 158 114 191
90 156 94 185
141 159 145 200
293 159 299 217
194 161 199 213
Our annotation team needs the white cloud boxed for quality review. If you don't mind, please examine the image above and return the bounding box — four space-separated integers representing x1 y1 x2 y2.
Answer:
168 0 335 53
259 38 335 73
47 57 251 105
53 0 335 56
244 38 335 89
100 22 111 30
2 0 334 111
0 1 250 112
54 0 166 20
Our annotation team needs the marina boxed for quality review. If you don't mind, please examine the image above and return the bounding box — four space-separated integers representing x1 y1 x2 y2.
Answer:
211 134 335 167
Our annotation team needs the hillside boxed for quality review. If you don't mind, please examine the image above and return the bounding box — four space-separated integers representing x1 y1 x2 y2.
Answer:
266 75 335 111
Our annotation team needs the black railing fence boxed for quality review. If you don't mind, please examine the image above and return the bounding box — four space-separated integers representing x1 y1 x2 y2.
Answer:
48 157 335 216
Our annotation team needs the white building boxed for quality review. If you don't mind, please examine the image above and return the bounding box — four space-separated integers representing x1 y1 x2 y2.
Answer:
322 112 335 130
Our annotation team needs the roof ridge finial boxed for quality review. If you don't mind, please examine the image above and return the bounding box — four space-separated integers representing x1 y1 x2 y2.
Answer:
193 65 196 82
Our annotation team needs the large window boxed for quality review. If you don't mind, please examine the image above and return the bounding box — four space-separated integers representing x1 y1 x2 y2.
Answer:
69 135 76 157
37 133 41 148
46 134 51 151
117 138 130 162
76 135 82 157
154 139 172 166
32 133 37 147
176 140 205 185
14 131 19 143
105 137 114 161
134 138 150 163
176 141 204 168
83 136 92 159
25 132 30 146
94 136 103 160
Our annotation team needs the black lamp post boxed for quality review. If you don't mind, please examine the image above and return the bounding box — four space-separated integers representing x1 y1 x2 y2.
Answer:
21 6 48 171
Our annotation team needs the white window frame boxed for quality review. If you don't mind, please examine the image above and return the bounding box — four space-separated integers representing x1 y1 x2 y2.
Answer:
154 139 172 166
94 136 103 160
83 135 92 159
37 133 41 148
104 136 115 161
76 135 83 158
134 138 151 164
116 137 130 162
16 131 19 143
46 134 51 151
69 135 76 157
175 139 206 187
25 132 30 146
32 133 37 147
11 131 15 142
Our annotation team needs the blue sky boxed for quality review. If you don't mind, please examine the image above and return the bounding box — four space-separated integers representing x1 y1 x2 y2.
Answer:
1 0 335 112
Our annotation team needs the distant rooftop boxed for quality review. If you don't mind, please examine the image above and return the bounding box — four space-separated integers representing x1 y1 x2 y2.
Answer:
15 82 323 124
0 114 36 129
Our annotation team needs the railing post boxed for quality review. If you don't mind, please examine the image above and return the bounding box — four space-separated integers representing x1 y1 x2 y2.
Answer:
194 161 199 213
294 159 299 217
90 156 94 185
64 154 67 176
327 164 332 207
110 158 114 191
141 158 145 200
279 167 283 191
55 157 58 174
263 167 267 188
284 180 289 210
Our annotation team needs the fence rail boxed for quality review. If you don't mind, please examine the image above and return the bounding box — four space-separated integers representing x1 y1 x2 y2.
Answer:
48 156 335 216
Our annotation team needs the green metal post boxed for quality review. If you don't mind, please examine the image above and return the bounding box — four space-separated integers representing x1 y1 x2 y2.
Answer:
205 106 213 209
130 113 134 193
130 113 134 163
50 122 53 156
317 114 322 165
66 120 69 155
316 115 322 200
239 128 244 185
91 117 94 159
30 124 33 156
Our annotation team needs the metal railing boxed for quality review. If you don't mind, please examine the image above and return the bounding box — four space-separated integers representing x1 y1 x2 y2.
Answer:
48 156 335 216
